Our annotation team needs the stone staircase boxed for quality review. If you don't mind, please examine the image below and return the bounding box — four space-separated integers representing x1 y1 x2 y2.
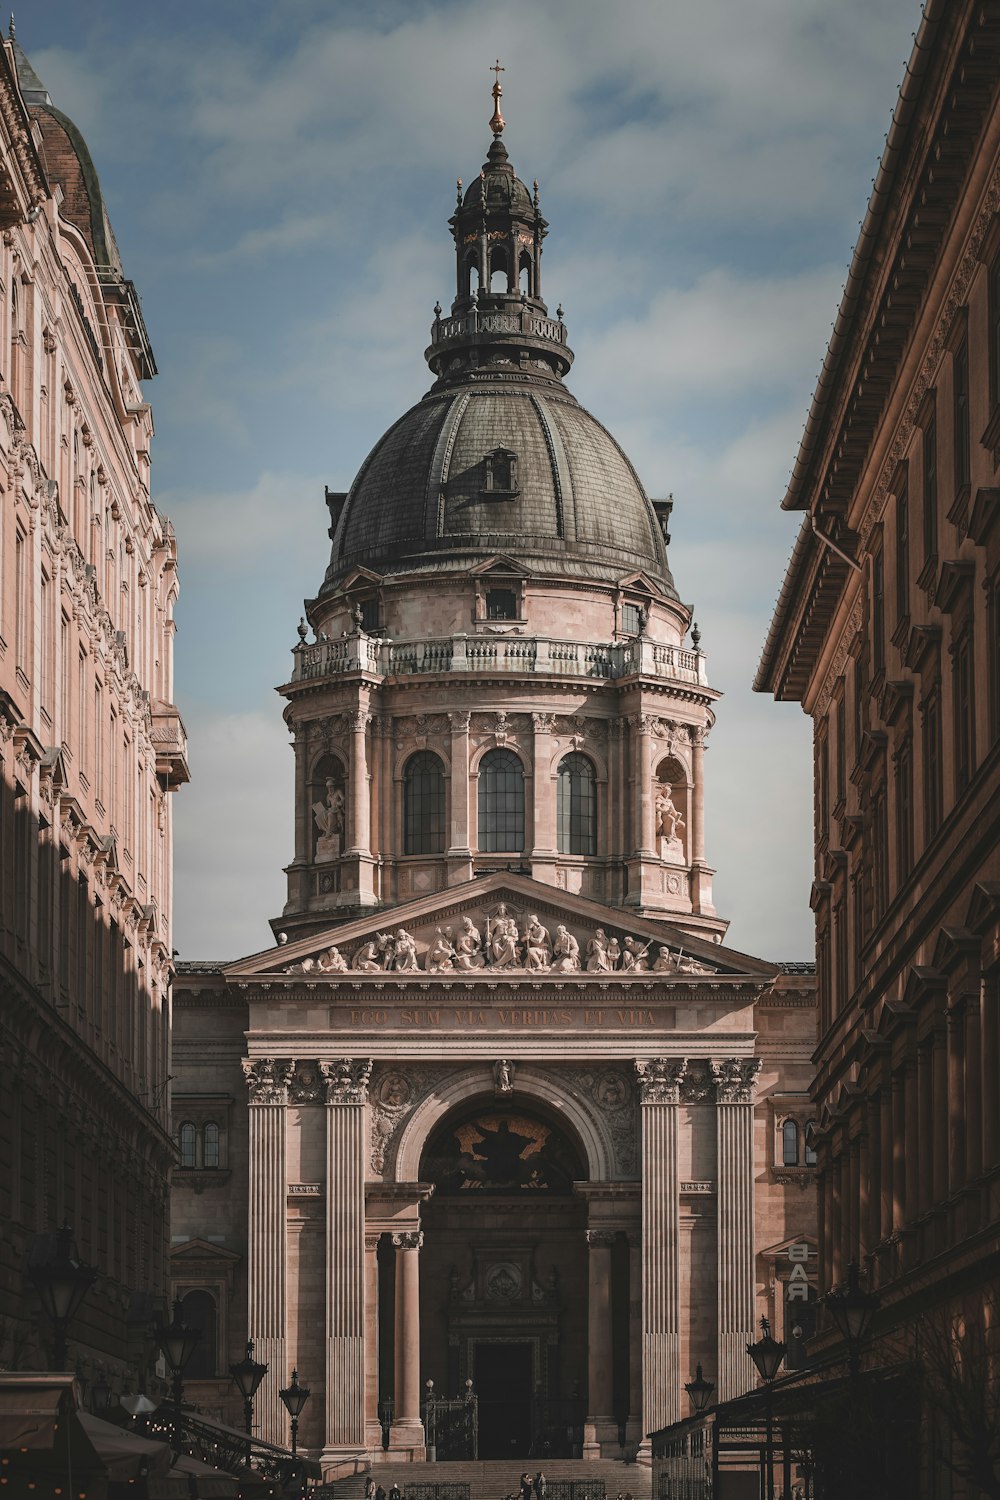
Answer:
327 1460 652 1500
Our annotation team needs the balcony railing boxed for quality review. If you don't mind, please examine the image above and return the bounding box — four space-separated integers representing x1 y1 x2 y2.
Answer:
430 307 568 347
291 632 708 687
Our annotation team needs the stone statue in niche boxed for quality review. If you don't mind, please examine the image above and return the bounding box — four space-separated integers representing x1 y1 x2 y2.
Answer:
493 1059 515 1094
313 776 345 861
655 781 686 862
551 925 580 971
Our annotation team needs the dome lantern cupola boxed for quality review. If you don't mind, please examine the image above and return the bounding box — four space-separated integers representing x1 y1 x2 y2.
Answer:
427 62 573 388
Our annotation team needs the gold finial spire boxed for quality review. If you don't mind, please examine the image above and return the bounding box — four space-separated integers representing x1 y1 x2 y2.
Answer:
489 58 505 137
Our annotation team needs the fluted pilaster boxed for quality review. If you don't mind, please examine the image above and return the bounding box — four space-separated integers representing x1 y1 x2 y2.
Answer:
712 1058 760 1400
635 1058 685 1438
322 1058 372 1456
243 1058 294 1445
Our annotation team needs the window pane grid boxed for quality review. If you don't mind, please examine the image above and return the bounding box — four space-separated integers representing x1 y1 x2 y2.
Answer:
557 753 596 855
404 752 446 854
478 749 524 852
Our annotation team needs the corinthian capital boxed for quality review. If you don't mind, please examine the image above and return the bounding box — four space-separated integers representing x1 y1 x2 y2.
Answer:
320 1057 373 1104
710 1057 762 1104
634 1057 687 1103
242 1057 295 1103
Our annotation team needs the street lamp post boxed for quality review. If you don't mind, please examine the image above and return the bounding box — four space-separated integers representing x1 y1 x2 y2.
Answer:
229 1339 269 1462
824 1260 880 1378
279 1368 311 1456
28 1225 98 1370
747 1317 785 1500
684 1364 715 1415
155 1299 203 1452
425 1378 437 1461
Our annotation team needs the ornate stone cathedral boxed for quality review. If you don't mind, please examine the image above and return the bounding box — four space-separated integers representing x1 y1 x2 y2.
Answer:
171 81 816 1475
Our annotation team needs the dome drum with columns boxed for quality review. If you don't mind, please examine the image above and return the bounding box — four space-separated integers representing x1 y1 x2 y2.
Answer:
170 73 816 1482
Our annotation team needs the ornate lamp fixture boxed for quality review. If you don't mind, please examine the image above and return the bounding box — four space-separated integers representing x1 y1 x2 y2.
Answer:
155 1299 202 1451
28 1224 98 1369
90 1368 113 1415
824 1260 880 1376
229 1339 269 1439
747 1318 785 1500
279 1368 310 1456
684 1363 715 1414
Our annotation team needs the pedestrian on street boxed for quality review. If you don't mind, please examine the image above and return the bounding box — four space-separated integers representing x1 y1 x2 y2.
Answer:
389 1485 402 1500
365 1480 375 1500
520 1472 533 1500
534 1473 547 1500
375 1485 386 1500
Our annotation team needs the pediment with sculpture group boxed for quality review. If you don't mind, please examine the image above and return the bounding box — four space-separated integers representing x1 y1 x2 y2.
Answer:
226 872 774 985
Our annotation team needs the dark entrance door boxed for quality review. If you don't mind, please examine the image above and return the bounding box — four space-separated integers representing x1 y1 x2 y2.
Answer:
474 1341 533 1460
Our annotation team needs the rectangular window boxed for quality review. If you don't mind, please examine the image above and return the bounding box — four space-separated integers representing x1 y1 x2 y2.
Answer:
94 683 103 803
359 598 381 633
991 256 1000 408
852 874 866 980
835 900 849 1013
989 575 1000 746
14 527 27 671
895 488 909 626
953 631 974 796
923 412 938 564
486 588 517 621
872 549 885 676
818 732 830 833
872 787 889 921
109 708 118 826
954 338 970 494
59 614 69 741
621 603 642 635
896 740 913 881
39 571 53 719
78 653 87 775
923 689 942 838
835 694 846 804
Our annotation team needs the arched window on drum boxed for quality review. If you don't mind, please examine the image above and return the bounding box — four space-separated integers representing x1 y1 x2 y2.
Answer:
404 752 446 855
557 753 596 856
478 749 524 853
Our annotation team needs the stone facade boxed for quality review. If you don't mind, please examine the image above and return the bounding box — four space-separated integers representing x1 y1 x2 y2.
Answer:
172 94 816 1471
757 0 1000 1487
0 29 183 1385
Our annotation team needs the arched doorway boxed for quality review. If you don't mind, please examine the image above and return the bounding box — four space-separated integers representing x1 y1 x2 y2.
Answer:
415 1098 590 1459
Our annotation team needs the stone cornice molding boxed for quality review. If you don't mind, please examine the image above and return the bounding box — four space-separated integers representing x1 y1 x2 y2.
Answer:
241 1057 294 1103
634 1057 686 1103
320 1057 373 1104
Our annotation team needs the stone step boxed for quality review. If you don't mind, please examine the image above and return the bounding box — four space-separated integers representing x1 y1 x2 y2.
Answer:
357 1460 651 1500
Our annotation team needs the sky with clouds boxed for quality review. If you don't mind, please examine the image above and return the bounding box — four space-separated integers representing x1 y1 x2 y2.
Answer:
21 0 921 961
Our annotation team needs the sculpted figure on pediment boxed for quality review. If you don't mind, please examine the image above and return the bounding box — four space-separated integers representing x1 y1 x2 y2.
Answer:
352 937 386 971
425 927 456 972
551 925 580 972
453 916 486 969
523 914 552 970
392 928 420 971
585 928 611 972
487 904 521 968
621 937 651 972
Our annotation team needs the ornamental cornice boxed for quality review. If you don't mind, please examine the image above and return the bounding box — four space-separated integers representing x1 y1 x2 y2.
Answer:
634 1057 687 1103
320 1056 373 1103
710 1056 762 1104
241 1057 294 1103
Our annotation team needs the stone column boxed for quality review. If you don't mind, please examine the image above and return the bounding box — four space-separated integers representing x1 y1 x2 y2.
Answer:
690 726 706 865
635 1058 685 1446
583 1229 615 1457
446 711 473 883
626 1230 642 1447
390 1231 425 1456
530 712 557 874
946 1002 966 1197
931 1029 948 1209
964 986 983 1186
242 1058 294 1445
712 1058 761 1401
364 1234 382 1451
632 715 656 855
903 1061 918 1229
982 978 999 1172
891 1070 905 1231
879 1081 893 1242
346 706 370 855
321 1058 372 1459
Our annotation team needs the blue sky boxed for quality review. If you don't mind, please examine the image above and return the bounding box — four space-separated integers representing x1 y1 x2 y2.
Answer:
22 0 920 959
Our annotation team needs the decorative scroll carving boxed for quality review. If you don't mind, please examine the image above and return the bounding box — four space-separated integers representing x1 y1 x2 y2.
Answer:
493 1059 515 1095
391 1231 424 1251
679 1059 714 1103
635 1058 687 1103
449 710 471 732
242 1058 294 1103
368 1063 450 1176
711 1057 762 1104
531 712 555 733
585 1229 617 1248
320 1058 372 1104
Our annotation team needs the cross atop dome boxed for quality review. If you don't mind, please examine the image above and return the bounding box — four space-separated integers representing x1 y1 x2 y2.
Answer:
489 58 505 136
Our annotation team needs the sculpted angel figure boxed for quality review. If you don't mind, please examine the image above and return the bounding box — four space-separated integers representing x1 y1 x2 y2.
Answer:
453 916 485 970
606 936 622 970
523 914 552 971
425 927 456 972
586 928 611 973
352 938 384 972
393 928 420 971
551 925 580 972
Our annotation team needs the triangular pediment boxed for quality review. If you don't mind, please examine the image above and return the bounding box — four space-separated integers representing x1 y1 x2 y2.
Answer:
341 566 383 591
469 554 531 578
616 570 664 598
170 1237 242 1264
226 873 775 984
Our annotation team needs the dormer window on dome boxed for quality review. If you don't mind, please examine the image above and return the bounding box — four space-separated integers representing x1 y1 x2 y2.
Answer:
484 446 519 498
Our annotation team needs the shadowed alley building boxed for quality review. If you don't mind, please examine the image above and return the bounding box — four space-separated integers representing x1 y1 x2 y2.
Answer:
171 84 816 1474
0 28 185 1382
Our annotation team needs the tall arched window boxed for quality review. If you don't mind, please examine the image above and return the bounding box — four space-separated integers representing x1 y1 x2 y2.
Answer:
179 1122 196 1169
804 1123 818 1166
782 1119 800 1166
478 749 524 853
179 1290 217 1379
557 753 596 855
404 752 446 855
203 1122 220 1169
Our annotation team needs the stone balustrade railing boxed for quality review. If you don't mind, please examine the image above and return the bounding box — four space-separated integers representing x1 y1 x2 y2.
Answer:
430 307 568 346
291 632 708 687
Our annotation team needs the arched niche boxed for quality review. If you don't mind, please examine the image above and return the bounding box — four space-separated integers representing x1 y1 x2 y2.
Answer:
311 752 346 862
393 1066 614 1184
654 753 689 864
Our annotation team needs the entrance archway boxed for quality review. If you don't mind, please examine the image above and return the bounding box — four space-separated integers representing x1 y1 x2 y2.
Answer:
415 1097 590 1459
